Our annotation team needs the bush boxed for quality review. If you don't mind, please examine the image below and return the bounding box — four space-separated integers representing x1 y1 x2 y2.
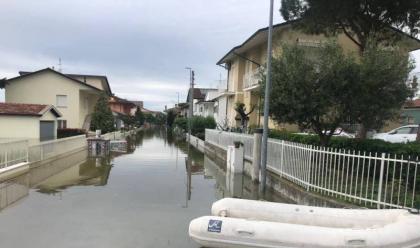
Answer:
174 117 188 131
174 116 216 140
58 128 86 139
268 129 420 157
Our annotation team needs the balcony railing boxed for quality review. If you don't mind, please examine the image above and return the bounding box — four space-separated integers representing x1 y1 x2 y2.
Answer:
243 69 261 90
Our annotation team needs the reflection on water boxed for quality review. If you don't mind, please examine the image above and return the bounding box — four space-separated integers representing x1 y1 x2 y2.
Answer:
36 157 113 194
0 128 291 248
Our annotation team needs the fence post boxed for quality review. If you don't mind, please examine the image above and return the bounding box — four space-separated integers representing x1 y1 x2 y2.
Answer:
307 145 313 191
280 140 285 176
5 151 8 167
251 129 263 182
377 153 386 209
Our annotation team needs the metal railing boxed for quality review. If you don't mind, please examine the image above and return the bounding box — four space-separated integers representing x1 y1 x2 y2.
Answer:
205 129 420 209
28 135 87 163
0 140 29 169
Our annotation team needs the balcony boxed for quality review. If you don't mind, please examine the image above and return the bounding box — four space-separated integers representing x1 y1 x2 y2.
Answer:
243 69 261 91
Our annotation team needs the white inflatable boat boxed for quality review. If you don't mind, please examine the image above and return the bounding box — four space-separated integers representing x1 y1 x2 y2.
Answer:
189 198 420 248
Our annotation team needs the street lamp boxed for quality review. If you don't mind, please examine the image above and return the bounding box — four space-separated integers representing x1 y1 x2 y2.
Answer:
185 67 194 143
260 0 275 192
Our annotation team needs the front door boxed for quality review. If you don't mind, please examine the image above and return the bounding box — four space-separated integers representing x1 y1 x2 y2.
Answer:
40 121 55 141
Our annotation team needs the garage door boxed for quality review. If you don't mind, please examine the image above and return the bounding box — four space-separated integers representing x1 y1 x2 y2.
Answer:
40 121 55 141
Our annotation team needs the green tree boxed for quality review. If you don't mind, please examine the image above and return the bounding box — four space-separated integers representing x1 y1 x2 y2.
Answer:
234 102 255 132
121 115 135 129
261 42 358 145
280 0 420 51
134 106 145 126
166 109 177 128
261 42 414 144
91 93 115 133
353 44 414 137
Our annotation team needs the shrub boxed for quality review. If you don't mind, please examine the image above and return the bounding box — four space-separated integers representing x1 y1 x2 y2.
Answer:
174 117 188 131
91 93 115 133
58 128 86 139
268 129 420 157
174 116 216 140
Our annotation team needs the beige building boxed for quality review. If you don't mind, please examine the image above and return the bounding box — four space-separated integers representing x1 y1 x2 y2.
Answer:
0 103 61 141
217 21 420 131
1 68 112 130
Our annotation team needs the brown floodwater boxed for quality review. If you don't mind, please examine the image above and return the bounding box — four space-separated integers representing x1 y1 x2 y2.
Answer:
0 129 291 248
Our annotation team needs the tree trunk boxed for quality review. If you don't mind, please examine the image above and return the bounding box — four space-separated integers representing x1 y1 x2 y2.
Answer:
319 134 331 147
357 124 368 139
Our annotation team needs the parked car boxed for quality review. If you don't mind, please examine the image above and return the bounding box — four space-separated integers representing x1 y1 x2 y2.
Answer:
373 125 419 143
295 128 355 138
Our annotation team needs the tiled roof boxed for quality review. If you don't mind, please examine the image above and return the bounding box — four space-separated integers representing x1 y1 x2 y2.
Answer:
405 99 420 108
0 103 48 116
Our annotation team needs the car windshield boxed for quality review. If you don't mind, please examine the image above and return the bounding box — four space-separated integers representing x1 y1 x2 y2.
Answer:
393 127 411 134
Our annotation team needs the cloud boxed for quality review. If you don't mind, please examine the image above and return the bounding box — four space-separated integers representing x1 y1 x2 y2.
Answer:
1 0 419 110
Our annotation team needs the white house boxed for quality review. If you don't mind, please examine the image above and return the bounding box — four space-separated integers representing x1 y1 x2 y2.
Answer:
0 103 62 141
186 88 218 117
0 68 112 130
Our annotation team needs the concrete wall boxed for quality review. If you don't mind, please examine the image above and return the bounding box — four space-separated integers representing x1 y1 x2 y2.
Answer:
5 71 100 129
187 134 205 153
71 76 105 91
0 116 39 139
79 92 99 128
214 96 228 126
0 110 58 140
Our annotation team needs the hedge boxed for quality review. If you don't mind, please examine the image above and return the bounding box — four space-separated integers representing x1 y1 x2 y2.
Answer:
174 116 216 140
58 128 86 139
268 130 420 157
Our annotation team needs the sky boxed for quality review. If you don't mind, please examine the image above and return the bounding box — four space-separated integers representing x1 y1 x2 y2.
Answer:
0 0 419 111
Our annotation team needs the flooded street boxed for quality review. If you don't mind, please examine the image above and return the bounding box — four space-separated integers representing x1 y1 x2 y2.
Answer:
0 129 289 248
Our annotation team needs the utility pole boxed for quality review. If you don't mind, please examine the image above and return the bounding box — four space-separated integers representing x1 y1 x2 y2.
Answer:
260 0 275 192
58 58 62 72
176 92 180 106
186 67 194 143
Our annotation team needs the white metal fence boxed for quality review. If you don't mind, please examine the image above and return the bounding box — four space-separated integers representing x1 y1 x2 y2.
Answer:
0 140 29 169
28 135 87 163
205 129 420 209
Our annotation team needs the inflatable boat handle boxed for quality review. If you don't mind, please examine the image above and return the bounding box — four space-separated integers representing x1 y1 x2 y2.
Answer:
218 210 228 217
408 208 420 215
236 229 254 236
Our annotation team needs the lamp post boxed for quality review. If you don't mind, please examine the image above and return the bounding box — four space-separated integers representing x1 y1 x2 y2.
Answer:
260 0 275 192
185 67 194 143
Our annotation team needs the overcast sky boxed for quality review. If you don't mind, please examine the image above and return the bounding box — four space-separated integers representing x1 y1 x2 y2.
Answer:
1 0 419 110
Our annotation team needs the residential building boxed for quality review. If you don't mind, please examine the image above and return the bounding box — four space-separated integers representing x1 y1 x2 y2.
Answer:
0 68 112 131
195 90 218 117
216 20 420 131
130 101 144 115
212 80 234 129
185 88 218 117
402 99 420 125
108 96 137 129
0 103 61 141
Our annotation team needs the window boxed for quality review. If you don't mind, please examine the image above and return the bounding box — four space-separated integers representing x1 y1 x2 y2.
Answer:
394 127 411 134
56 95 68 108
57 120 67 129
411 127 419 134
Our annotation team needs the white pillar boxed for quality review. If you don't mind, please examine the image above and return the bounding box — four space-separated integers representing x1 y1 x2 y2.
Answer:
226 141 244 174
252 129 263 182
